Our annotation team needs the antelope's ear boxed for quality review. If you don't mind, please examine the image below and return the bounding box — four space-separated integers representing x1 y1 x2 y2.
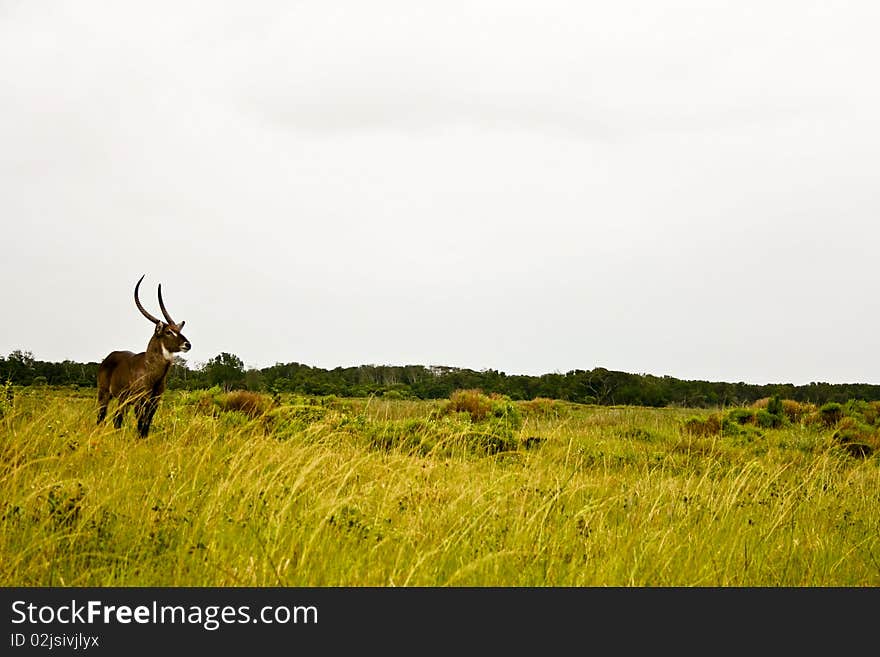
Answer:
178 321 185 330
154 322 165 335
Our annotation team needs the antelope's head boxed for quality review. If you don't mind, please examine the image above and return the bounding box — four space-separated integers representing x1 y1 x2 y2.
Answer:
134 274 192 359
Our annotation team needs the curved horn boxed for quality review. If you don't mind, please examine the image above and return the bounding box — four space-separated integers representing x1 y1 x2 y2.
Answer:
157 284 176 325
134 274 161 324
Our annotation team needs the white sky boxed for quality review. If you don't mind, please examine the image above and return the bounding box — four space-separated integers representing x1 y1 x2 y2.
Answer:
2 1 879 385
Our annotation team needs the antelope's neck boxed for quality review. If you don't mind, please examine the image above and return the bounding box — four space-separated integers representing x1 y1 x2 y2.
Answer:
146 338 175 364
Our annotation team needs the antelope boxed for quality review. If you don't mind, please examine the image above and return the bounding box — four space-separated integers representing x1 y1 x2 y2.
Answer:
97 275 191 437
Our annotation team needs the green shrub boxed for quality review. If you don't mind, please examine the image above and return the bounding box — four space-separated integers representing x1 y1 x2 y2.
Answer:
457 427 519 455
362 412 519 456
364 417 437 453
843 400 880 426
755 409 783 429
781 399 814 423
748 396 786 428
753 397 812 423
217 391 274 418
430 390 524 454
263 404 332 438
830 417 878 458
441 389 522 429
831 417 875 443
519 397 565 418
681 413 722 437
866 402 880 426
725 408 756 425
444 389 494 421
190 388 274 419
488 396 523 430
819 402 844 427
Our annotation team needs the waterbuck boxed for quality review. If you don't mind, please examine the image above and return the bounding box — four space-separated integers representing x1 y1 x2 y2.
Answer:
97 275 191 437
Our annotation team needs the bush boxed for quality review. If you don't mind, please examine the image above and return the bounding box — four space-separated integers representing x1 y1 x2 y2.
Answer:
444 389 494 421
831 417 874 443
866 401 880 426
726 408 756 426
190 386 223 416
487 396 523 430
263 404 332 438
753 398 812 424
681 414 722 437
218 391 274 418
766 396 784 417
457 427 519 455
442 389 522 428
748 396 786 429
831 417 878 458
432 390 524 454
844 400 880 426
193 388 274 419
781 399 815 423
362 412 521 457
364 417 436 454
755 409 783 429
818 402 844 428
519 397 565 418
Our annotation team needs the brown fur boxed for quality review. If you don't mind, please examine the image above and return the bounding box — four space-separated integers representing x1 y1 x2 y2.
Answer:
97 279 190 438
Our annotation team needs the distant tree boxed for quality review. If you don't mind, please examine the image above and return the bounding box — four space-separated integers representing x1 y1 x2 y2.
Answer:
244 368 265 391
166 356 192 389
5 349 880 407
203 352 245 391
4 350 36 385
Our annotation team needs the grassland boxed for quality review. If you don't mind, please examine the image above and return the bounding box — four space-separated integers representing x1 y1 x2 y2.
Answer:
1 387 879 586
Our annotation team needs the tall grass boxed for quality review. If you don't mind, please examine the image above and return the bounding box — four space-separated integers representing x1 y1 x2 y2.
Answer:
1 388 878 586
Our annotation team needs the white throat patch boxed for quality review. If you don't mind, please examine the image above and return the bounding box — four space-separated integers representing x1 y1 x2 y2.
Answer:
161 343 174 362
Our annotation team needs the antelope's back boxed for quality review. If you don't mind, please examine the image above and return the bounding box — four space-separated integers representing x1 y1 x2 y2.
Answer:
97 350 137 387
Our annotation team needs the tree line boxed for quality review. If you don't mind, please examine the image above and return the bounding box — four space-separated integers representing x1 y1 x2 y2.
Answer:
3 349 880 408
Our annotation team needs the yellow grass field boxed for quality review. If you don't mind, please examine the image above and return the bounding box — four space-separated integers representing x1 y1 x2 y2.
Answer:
2 387 879 586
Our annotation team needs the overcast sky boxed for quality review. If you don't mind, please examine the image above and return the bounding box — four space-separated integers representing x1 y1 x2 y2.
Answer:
2 1 879 385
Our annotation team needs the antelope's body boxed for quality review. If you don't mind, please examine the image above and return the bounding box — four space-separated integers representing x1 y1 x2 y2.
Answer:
97 275 191 437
